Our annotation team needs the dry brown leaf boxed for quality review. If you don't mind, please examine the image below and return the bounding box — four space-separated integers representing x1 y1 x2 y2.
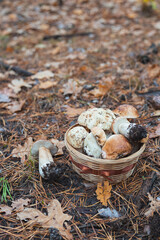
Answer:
96 181 112 206
11 198 31 211
90 77 114 97
8 79 33 94
148 65 160 79
6 100 25 113
64 106 86 118
31 70 54 79
17 199 73 240
0 205 12 215
39 81 57 89
149 124 160 139
50 46 60 55
12 137 34 164
50 139 65 155
144 193 160 217
62 79 83 98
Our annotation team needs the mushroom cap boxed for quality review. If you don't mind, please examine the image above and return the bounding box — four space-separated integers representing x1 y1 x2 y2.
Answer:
67 126 88 148
78 108 115 130
31 140 58 156
112 117 130 134
102 134 132 160
91 126 107 146
84 132 102 158
113 104 139 118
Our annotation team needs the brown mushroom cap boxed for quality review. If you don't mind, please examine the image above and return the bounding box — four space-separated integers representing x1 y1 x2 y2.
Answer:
102 134 132 160
113 104 139 118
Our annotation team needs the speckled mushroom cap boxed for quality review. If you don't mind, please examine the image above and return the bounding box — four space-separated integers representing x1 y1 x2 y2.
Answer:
113 104 139 118
31 140 58 157
67 126 88 148
78 108 116 130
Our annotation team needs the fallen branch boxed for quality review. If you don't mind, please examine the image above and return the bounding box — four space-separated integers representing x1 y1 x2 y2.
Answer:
43 32 96 40
0 60 33 77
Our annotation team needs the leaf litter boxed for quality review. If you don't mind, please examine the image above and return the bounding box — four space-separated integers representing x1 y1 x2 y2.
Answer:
0 0 160 239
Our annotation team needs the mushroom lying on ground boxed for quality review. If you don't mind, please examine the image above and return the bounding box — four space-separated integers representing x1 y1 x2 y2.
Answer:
78 108 116 130
91 126 107 146
112 117 148 143
84 133 102 158
67 126 88 148
113 104 139 118
31 140 63 180
102 134 132 159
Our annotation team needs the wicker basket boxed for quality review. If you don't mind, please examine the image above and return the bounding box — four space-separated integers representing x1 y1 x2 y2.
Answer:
65 124 146 184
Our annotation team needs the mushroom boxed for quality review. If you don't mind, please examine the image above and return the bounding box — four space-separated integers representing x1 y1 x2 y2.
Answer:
102 134 132 159
112 117 148 143
78 108 116 130
67 126 88 148
31 140 60 180
113 104 139 118
91 126 106 146
84 133 102 158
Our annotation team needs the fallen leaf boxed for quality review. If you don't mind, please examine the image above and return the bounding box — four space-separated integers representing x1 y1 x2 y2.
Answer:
0 93 10 103
17 199 73 240
62 79 83 98
144 193 160 217
149 124 160 139
64 106 86 118
39 81 57 89
96 181 112 206
11 137 34 164
31 70 54 79
90 77 114 97
6 100 25 113
0 205 12 215
50 139 65 155
154 21 160 30
151 110 160 117
8 79 33 94
11 198 31 211
148 65 160 79
50 46 60 55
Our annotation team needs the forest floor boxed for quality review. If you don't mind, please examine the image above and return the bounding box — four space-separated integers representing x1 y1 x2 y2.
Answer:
0 0 160 239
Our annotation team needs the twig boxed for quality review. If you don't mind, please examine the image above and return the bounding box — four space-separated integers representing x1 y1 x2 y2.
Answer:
43 32 96 40
0 60 33 77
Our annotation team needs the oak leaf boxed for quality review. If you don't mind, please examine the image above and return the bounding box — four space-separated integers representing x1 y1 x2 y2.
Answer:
64 106 86 118
50 139 65 155
8 79 33 94
11 137 34 164
96 181 112 206
11 198 30 211
0 205 12 215
6 100 25 113
144 193 160 217
31 70 54 79
62 79 83 98
90 77 114 97
39 81 57 89
17 199 73 240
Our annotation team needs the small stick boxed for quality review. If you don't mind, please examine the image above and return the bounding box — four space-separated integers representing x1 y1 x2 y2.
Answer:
43 32 95 40
0 60 33 77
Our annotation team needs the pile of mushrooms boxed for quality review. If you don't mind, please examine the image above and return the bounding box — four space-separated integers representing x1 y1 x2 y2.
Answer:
67 105 148 160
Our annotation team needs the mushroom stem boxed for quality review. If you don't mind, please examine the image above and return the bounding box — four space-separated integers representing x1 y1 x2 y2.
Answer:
39 146 55 179
119 122 148 143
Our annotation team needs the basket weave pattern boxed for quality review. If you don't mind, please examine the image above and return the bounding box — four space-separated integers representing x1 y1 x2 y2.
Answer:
65 124 146 183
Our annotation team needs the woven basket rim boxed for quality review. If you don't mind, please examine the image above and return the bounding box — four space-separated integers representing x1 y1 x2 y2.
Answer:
65 124 146 165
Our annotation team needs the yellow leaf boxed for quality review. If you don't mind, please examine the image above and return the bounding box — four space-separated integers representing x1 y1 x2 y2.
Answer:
96 181 112 206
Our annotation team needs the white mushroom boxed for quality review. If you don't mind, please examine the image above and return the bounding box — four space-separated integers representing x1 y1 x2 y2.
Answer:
67 126 88 148
84 133 102 158
31 140 59 180
112 117 148 143
102 134 132 159
78 108 116 130
91 126 107 146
